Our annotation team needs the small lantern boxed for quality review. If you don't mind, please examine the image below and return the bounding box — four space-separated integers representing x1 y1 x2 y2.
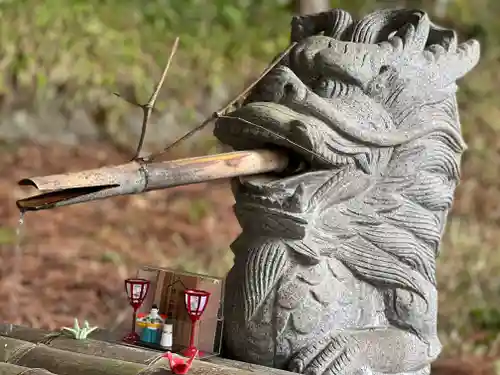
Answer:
123 278 150 344
181 289 211 357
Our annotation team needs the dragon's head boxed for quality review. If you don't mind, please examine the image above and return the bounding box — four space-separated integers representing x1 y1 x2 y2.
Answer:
215 9 478 221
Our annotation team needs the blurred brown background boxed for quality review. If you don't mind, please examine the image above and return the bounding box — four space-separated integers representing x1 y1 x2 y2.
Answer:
0 0 499 373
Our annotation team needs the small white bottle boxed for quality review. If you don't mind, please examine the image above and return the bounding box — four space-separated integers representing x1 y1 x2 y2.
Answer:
160 322 173 348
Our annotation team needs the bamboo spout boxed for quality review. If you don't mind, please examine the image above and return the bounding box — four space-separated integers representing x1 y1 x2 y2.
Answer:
16 150 289 212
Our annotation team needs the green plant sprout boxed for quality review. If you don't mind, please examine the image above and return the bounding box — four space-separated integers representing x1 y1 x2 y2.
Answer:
61 318 98 340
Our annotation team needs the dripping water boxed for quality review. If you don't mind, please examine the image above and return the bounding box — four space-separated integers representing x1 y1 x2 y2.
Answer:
11 210 26 320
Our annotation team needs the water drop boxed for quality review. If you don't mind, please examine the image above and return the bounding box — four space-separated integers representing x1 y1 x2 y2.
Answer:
11 210 26 319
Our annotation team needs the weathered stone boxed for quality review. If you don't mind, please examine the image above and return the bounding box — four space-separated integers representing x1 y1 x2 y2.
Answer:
214 8 480 375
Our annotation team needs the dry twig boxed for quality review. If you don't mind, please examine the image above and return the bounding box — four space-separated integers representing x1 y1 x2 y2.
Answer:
114 37 180 161
144 41 298 162
115 40 296 163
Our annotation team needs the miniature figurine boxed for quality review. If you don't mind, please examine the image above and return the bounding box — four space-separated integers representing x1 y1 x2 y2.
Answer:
214 7 480 375
138 304 164 344
164 350 198 375
61 318 98 340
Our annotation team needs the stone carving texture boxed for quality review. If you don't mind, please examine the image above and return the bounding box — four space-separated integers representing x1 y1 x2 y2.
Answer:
213 8 480 375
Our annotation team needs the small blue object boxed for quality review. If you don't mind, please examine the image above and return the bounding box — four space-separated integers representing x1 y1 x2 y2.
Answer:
140 327 160 344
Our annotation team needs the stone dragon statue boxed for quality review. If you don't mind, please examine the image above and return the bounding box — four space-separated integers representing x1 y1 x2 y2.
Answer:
213 8 480 375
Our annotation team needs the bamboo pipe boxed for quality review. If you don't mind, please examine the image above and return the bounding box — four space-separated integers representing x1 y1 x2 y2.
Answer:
15 150 289 212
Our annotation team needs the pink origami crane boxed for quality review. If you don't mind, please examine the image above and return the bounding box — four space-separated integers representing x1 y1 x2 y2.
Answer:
163 350 198 375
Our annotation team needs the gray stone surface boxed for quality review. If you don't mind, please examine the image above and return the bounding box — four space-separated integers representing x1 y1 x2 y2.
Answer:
213 8 480 375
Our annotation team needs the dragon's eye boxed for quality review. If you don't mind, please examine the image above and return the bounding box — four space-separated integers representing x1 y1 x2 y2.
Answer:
312 77 334 98
372 82 383 91
365 78 385 98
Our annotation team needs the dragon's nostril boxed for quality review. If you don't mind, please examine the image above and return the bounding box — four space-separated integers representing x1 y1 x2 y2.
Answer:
379 65 390 74
283 83 295 96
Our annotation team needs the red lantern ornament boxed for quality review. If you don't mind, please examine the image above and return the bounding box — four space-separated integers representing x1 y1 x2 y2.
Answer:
123 278 150 344
181 289 211 358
